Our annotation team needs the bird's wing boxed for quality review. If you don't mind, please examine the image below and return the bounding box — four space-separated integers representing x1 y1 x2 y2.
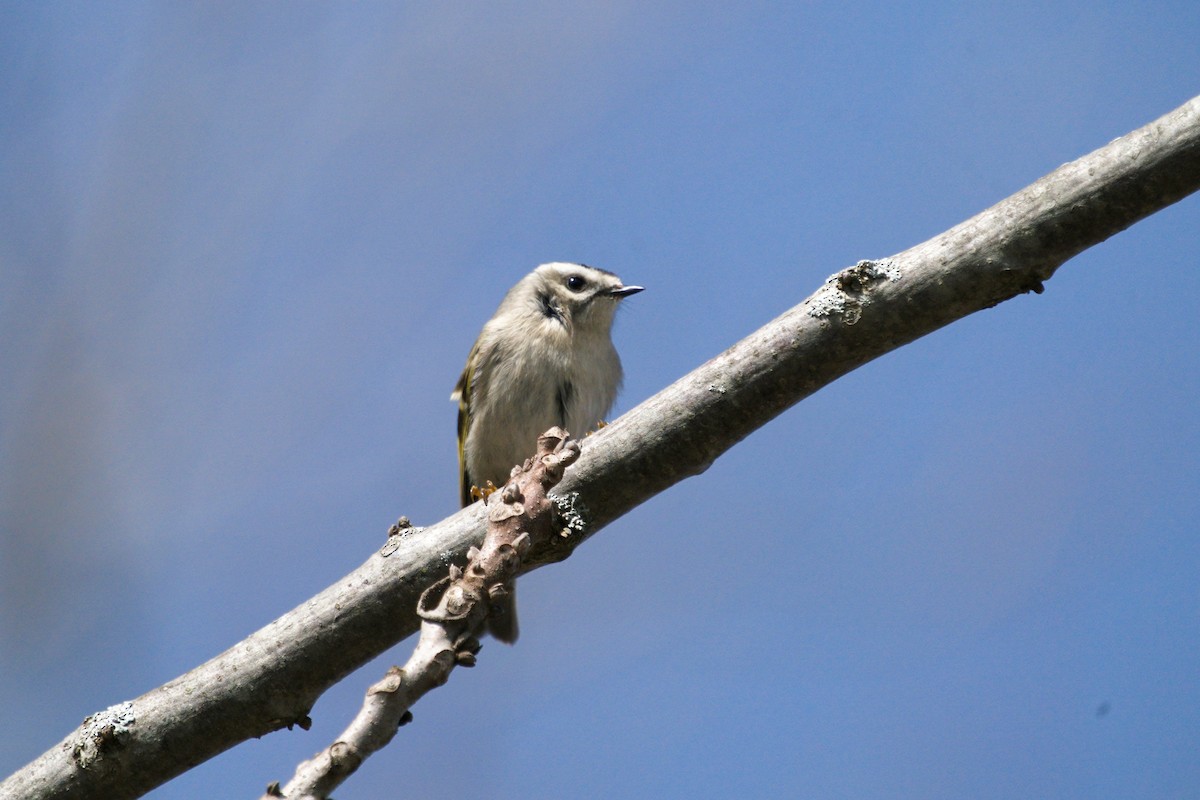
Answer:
452 342 479 507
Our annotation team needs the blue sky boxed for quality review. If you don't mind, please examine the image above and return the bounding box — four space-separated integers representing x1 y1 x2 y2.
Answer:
2 3 1198 798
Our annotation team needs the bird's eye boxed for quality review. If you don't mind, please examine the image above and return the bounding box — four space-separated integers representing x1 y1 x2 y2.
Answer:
566 275 587 292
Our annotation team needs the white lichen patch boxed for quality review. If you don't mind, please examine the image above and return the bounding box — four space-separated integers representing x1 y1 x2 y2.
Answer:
549 491 588 538
807 283 850 318
861 258 902 281
807 259 902 323
73 701 136 768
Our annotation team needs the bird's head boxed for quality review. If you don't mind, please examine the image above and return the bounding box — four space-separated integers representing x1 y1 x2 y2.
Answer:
524 262 643 334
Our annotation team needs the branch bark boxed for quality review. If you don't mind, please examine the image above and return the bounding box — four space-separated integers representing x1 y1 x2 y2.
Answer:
4 95 1198 799
263 431 581 798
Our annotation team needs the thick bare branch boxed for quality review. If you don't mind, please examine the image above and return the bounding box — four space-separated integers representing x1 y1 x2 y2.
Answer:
556 94 1200 536
4 95 1198 799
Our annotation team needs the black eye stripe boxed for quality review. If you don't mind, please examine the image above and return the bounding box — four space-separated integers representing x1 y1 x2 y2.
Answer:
539 290 565 323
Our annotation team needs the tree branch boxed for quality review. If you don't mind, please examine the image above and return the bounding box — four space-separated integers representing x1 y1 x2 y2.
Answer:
4 95 1198 799
263 431 581 798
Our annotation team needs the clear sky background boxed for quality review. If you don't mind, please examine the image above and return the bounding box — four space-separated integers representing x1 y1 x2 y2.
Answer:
2 3 1198 798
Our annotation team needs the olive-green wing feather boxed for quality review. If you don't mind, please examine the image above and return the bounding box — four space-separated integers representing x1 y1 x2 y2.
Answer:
451 342 478 508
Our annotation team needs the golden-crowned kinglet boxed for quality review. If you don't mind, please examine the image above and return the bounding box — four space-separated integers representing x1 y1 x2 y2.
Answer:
451 262 642 642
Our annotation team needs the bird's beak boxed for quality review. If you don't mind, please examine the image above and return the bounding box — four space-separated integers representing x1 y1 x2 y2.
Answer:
610 284 644 298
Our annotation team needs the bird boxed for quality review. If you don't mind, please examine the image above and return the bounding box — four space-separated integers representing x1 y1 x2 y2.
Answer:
451 262 643 642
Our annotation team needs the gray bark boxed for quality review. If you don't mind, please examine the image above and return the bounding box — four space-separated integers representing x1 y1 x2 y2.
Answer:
4 95 1198 800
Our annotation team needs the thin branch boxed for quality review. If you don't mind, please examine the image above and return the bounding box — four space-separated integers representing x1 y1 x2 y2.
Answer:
4 95 1198 800
263 430 580 799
